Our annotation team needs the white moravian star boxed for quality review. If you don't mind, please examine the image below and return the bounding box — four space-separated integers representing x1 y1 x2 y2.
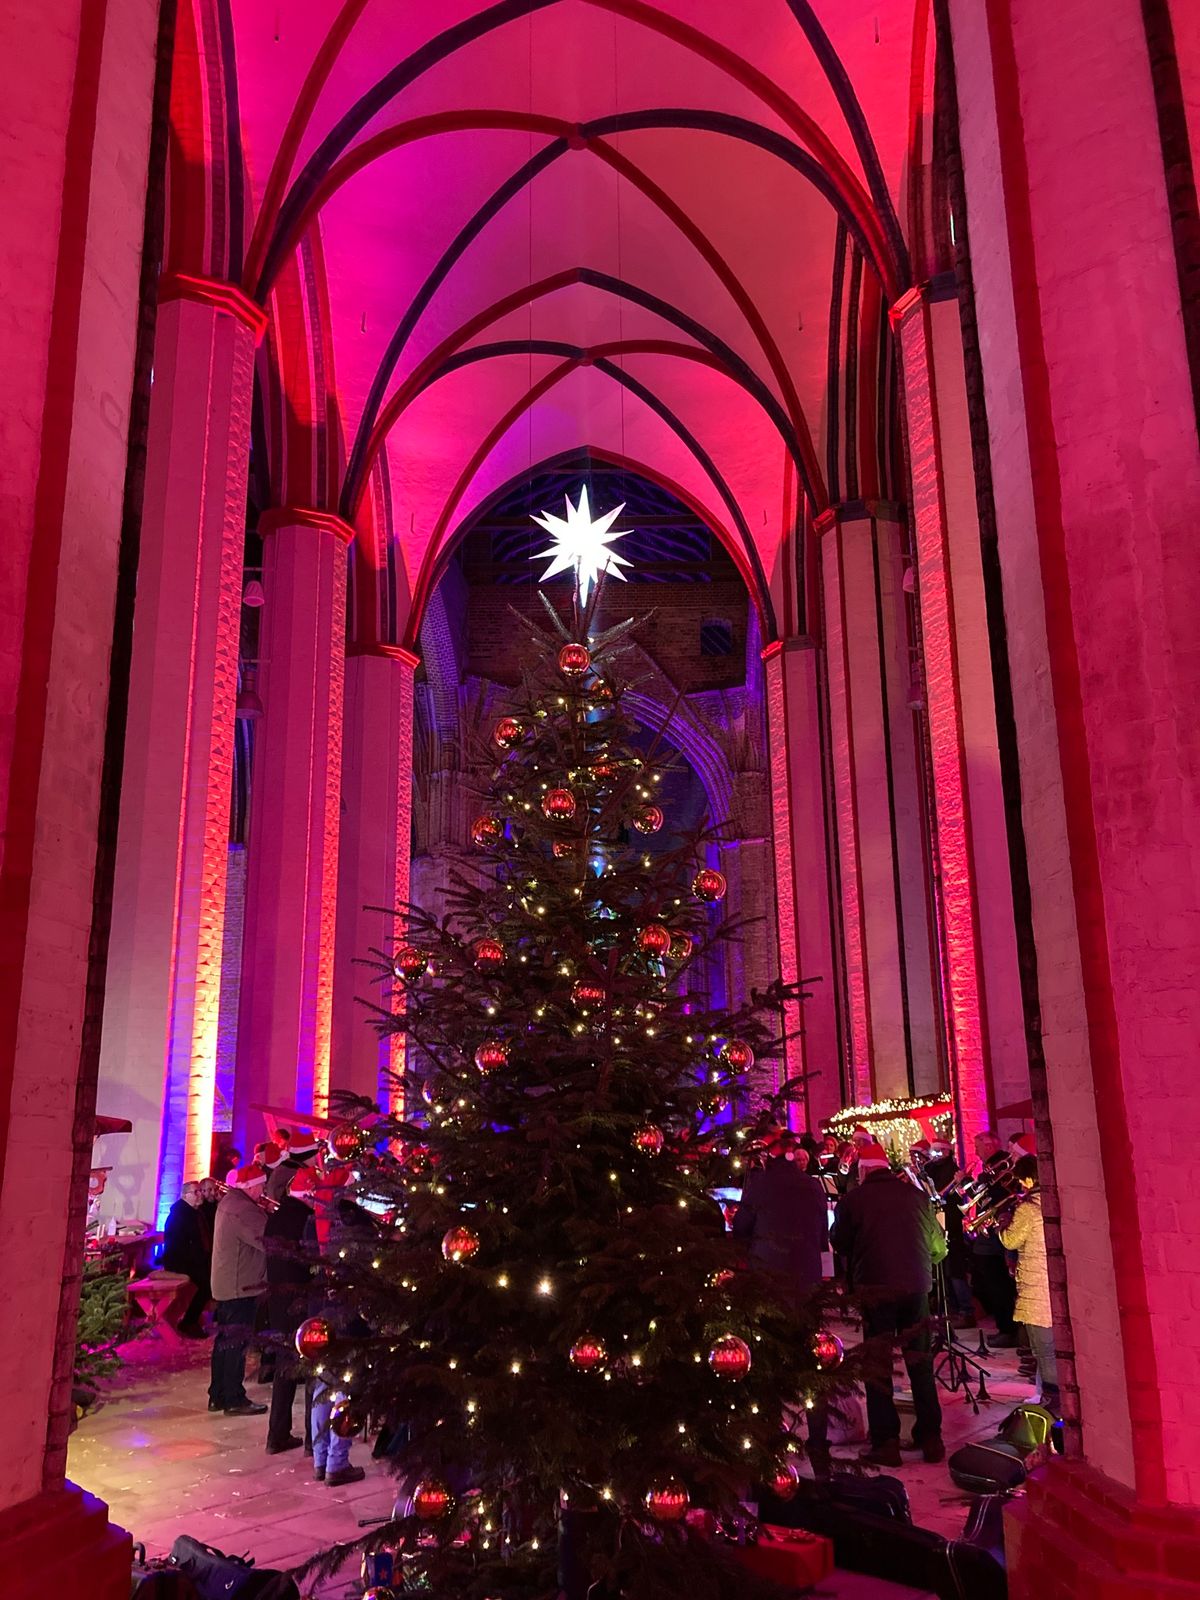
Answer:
530 484 633 604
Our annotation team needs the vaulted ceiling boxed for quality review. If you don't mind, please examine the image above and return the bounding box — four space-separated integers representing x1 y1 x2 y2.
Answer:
169 0 942 645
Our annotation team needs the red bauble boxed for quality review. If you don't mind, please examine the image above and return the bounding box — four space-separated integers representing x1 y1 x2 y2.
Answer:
692 867 727 904
492 716 525 750
473 937 505 970
707 1333 752 1380
552 839 580 859
558 642 591 676
295 1316 333 1361
328 1121 369 1162
643 1478 689 1524
570 979 606 1008
590 677 614 701
474 1038 510 1074
813 1330 845 1370
699 1090 729 1116
590 758 620 780
411 1478 454 1520
637 922 672 956
331 1398 365 1437
631 804 664 835
770 1458 802 1500
403 1143 430 1174
632 1123 664 1156
541 787 577 821
719 1038 755 1072
669 932 693 963
568 1334 608 1373
708 1267 736 1289
471 814 504 849
393 943 429 983
442 1224 481 1263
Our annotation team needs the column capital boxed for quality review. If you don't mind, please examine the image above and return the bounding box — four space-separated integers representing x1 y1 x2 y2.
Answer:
888 283 927 329
761 634 818 661
259 506 356 544
831 497 908 525
347 641 420 669
158 272 270 342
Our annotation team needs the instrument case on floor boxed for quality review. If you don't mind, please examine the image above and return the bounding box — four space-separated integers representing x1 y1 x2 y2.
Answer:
130 1544 201 1600
165 1536 300 1600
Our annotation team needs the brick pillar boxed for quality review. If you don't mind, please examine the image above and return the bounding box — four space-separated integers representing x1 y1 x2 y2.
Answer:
332 645 417 1114
233 509 351 1147
892 290 992 1151
763 638 844 1124
950 0 1200 1562
96 278 264 1222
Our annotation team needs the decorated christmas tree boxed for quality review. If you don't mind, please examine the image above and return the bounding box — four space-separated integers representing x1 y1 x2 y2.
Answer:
305 572 849 1598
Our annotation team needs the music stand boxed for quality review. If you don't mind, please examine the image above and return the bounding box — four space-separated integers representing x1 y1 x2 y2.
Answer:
931 1260 991 1411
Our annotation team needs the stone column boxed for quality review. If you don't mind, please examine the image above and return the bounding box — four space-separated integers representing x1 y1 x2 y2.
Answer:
872 509 944 1097
233 509 351 1148
951 0 1200 1572
332 645 417 1114
95 277 264 1221
0 0 155 1583
812 529 873 1105
892 290 992 1150
920 290 1027 1118
763 638 845 1124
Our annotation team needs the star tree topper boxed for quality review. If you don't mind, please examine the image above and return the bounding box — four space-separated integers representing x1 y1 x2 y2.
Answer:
531 484 633 604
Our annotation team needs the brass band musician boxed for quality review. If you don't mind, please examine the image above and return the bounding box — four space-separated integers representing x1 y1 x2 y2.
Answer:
998 1155 1058 1409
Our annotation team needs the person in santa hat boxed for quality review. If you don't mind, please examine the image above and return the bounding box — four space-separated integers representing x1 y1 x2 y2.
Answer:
831 1142 948 1466
208 1163 270 1415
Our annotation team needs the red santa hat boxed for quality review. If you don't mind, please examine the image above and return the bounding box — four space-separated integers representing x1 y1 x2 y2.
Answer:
232 1162 267 1191
856 1141 891 1173
1009 1131 1036 1156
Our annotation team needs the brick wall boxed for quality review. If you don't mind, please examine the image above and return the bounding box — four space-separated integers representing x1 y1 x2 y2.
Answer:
465 583 749 693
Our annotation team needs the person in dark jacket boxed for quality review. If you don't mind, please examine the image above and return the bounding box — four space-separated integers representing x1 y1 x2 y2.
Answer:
162 1182 212 1337
831 1142 947 1466
733 1130 832 1474
264 1166 319 1454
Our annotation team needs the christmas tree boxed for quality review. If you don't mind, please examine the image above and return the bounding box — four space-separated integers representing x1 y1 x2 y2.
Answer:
305 589 848 1598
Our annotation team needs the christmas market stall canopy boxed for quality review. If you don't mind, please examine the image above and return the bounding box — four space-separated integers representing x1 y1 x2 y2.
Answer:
824 1095 954 1160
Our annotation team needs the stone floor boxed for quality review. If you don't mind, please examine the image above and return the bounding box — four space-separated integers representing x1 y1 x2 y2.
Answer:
68 1318 1035 1597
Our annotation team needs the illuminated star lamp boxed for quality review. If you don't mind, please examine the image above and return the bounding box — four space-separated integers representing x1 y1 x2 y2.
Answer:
531 484 633 604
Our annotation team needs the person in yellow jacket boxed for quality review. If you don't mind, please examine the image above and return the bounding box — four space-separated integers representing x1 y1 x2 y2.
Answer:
998 1155 1058 1410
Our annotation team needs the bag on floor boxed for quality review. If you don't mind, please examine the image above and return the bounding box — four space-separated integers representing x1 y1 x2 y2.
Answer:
824 1385 868 1444
998 1401 1058 1454
948 1438 1027 1493
759 1470 910 1529
167 1536 300 1600
130 1544 202 1600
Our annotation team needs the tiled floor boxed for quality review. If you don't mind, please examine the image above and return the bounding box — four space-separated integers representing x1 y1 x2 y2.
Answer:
68 1319 1035 1597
